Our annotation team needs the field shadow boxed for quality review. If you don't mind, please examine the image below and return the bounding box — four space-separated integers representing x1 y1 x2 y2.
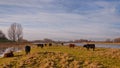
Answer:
14 54 23 57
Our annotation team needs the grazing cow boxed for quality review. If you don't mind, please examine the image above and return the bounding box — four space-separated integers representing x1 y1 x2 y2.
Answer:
49 43 52 46
44 44 47 46
4 51 14 57
61 43 64 45
25 45 31 55
83 44 95 51
37 44 44 48
69 44 75 48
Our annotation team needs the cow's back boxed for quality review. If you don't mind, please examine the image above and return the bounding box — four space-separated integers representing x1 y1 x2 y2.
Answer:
89 44 95 48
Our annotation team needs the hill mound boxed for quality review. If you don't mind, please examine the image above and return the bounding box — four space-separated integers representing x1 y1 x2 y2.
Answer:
0 51 104 68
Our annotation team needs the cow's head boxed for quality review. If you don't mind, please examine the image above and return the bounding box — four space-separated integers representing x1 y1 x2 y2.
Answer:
83 44 87 47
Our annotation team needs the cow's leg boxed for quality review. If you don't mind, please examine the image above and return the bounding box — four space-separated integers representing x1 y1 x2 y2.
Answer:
87 47 89 50
26 51 28 55
26 51 29 55
41 46 43 48
93 47 95 51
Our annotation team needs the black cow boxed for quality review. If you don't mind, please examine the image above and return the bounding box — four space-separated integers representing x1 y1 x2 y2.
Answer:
25 45 31 55
44 44 47 46
37 44 44 48
83 44 95 51
61 43 64 45
49 43 52 46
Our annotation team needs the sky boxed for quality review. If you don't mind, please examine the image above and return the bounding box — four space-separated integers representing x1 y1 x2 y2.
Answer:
0 0 120 41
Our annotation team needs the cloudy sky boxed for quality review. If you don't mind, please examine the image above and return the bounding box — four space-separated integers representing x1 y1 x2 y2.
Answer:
0 0 120 41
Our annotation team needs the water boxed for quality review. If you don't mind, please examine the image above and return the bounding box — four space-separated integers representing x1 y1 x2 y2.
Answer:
0 47 21 57
64 43 120 48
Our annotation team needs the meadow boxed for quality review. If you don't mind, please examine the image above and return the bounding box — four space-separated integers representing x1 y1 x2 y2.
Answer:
0 44 120 68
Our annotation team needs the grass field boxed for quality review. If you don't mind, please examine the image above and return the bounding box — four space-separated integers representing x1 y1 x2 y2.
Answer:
0 44 120 68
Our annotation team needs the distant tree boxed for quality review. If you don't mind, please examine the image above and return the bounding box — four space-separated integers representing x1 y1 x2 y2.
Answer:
68 40 74 43
43 38 54 43
8 23 23 42
113 38 120 43
105 38 112 43
74 39 89 43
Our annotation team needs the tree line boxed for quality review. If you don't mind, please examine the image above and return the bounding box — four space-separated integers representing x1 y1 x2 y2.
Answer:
72 38 120 43
1 23 120 43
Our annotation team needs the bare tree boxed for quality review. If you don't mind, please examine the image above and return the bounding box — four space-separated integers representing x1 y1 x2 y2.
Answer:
8 23 23 42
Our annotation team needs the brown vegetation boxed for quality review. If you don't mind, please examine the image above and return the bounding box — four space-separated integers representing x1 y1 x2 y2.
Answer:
0 52 104 68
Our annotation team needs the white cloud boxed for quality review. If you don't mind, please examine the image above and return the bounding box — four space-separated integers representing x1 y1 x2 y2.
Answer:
0 0 120 41
0 10 120 40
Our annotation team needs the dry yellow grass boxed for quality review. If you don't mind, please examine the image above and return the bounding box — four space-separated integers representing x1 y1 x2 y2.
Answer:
0 44 120 68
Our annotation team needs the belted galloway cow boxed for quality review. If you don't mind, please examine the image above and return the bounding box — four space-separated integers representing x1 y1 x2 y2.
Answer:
4 51 14 57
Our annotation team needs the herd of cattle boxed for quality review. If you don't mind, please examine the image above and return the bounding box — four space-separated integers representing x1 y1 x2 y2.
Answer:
69 43 95 51
3 43 95 58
